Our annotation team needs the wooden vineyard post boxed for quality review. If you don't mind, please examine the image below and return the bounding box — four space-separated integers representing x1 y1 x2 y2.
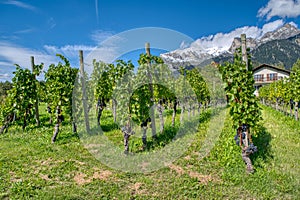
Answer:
295 101 299 121
31 56 40 126
145 42 157 138
241 34 255 173
147 42 164 133
290 99 293 117
241 34 248 70
145 42 151 56
241 34 253 143
79 50 90 133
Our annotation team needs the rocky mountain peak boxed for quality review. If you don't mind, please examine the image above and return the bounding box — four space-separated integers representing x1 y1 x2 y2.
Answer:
259 23 300 44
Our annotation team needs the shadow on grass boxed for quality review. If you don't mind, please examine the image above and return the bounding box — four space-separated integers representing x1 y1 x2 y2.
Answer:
144 125 180 151
101 122 119 132
56 132 80 144
78 107 225 154
251 124 273 167
142 109 214 151
77 120 120 136
19 114 57 132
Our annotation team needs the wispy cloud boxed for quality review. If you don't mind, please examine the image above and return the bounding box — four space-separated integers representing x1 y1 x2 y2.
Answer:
0 73 11 82
44 44 95 55
14 28 35 34
258 0 300 20
0 35 19 41
0 42 101 81
2 0 37 11
44 44 98 68
95 0 99 25
91 30 115 44
0 73 10 79
0 64 14 82
47 17 56 30
0 61 12 67
44 44 119 76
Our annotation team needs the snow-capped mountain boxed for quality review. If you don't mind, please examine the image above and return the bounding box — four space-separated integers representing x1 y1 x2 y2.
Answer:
160 47 213 68
161 23 300 70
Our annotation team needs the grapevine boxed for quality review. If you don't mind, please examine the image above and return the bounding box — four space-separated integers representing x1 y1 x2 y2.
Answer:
45 54 78 142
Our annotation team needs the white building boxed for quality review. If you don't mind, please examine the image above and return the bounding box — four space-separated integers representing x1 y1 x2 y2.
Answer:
253 64 290 96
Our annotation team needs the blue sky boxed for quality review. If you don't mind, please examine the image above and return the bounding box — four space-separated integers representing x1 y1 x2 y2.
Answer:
1 0 300 81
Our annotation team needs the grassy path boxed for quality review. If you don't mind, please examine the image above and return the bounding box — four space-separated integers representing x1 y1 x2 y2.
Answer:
263 104 300 177
0 106 299 199
260 105 300 185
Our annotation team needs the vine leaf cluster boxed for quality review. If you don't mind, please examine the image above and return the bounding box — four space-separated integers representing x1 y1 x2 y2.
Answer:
218 48 262 132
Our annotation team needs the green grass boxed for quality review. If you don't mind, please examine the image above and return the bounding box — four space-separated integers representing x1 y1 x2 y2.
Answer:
0 104 299 199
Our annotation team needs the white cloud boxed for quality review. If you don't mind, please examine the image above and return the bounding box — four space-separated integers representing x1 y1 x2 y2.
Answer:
258 0 300 20
2 0 37 11
86 46 119 63
0 41 58 81
261 19 285 34
188 20 293 53
0 41 57 68
191 26 262 52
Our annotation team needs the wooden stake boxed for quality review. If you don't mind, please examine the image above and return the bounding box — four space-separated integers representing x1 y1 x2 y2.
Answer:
145 42 151 56
79 50 90 133
241 34 248 70
145 42 157 138
31 56 40 126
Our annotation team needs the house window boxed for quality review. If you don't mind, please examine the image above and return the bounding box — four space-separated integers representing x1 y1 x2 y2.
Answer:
269 73 278 81
254 74 264 82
